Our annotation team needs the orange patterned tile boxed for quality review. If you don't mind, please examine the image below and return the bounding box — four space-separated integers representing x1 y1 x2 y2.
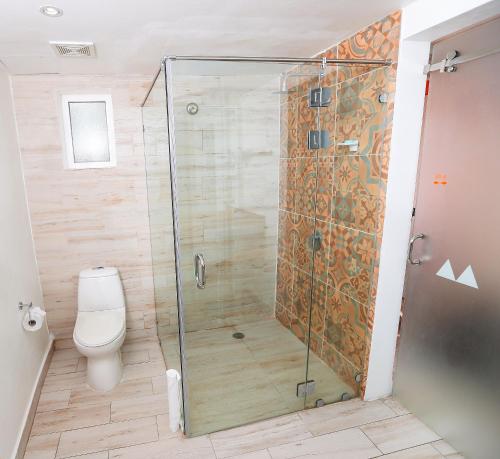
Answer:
324 286 370 368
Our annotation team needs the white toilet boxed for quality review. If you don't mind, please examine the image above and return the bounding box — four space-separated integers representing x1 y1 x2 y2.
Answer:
73 267 126 391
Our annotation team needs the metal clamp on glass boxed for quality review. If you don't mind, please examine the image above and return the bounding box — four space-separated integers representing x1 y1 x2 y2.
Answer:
194 253 206 289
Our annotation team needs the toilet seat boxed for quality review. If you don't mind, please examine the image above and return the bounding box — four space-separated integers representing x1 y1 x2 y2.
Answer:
74 309 125 348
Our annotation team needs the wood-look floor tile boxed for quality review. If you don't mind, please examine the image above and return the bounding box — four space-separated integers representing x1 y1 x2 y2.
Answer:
122 350 150 365
121 360 165 381
48 359 79 376
432 439 459 455
381 443 443 458
268 428 380 458
156 414 178 440
361 414 440 454
210 413 311 458
66 453 109 459
229 450 272 459
37 390 71 413
51 348 81 362
69 377 153 407
24 432 60 459
42 372 87 393
56 416 158 458
111 393 168 422
76 357 87 372
31 403 110 435
299 399 395 436
151 374 167 395
383 397 411 416
109 435 215 459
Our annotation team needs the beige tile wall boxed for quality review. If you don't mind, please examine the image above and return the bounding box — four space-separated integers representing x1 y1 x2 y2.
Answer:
12 75 156 339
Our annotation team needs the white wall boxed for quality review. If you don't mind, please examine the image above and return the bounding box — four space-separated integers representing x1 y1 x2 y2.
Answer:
0 65 51 459
364 0 500 400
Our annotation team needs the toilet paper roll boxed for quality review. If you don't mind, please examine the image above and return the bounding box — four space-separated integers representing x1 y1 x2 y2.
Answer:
167 369 182 432
22 307 46 332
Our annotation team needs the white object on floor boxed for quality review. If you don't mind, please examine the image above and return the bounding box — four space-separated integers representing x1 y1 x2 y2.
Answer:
73 267 126 391
22 306 46 332
167 369 182 432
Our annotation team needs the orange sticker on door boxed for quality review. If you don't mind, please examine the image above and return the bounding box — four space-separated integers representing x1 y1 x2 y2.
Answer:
433 173 447 185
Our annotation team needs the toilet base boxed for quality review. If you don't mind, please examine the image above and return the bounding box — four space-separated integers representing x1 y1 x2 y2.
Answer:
86 351 122 391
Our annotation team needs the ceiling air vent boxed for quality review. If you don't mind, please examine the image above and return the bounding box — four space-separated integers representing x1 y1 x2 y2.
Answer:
50 41 96 57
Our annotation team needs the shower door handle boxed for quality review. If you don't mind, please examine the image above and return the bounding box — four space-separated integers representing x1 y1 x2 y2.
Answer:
194 253 206 289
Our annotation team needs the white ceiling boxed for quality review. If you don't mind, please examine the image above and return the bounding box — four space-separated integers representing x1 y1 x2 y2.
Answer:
0 0 412 76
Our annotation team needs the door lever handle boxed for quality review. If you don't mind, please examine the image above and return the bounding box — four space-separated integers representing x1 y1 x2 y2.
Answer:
408 233 425 265
194 253 206 289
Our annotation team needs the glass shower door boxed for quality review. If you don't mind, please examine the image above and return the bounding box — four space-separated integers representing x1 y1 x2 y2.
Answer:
167 58 324 436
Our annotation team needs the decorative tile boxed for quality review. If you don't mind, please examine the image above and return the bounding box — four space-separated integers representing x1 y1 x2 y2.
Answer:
321 340 360 394
332 192 356 227
315 157 333 219
328 225 376 305
310 280 327 336
337 13 401 82
294 215 315 272
354 193 381 233
296 158 316 217
276 258 293 310
312 218 330 282
335 71 388 157
277 210 295 262
324 286 369 368
275 301 291 328
278 160 296 212
291 268 311 324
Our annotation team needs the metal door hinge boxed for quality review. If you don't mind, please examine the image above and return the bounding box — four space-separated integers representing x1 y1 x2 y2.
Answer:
307 130 330 150
309 87 332 107
297 380 316 397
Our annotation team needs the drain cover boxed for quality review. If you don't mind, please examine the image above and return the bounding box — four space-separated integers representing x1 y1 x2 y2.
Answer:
232 332 245 339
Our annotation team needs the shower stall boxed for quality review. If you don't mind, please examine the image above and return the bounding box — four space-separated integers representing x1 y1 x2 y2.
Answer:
142 55 391 436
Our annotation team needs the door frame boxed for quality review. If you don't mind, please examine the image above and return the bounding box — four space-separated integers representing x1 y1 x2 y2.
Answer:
364 0 500 400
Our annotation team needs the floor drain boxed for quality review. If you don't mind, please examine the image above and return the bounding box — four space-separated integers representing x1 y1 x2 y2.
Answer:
232 332 245 339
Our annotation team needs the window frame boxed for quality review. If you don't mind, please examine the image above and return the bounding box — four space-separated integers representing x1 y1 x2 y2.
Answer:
61 94 117 169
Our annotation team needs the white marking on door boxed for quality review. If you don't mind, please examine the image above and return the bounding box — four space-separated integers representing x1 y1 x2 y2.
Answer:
456 265 478 289
436 259 455 281
436 259 478 289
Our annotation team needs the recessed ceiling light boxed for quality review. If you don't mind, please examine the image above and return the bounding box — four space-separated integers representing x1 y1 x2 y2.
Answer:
40 5 63 17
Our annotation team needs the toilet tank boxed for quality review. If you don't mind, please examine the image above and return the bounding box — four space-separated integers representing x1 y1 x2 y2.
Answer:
78 267 125 312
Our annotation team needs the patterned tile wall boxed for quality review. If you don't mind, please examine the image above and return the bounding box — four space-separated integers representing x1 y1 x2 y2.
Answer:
275 10 400 395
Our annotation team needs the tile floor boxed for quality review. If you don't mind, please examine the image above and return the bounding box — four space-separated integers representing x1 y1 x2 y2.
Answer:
162 319 354 435
24 335 465 459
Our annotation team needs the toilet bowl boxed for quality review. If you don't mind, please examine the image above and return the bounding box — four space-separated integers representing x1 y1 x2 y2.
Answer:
73 267 126 391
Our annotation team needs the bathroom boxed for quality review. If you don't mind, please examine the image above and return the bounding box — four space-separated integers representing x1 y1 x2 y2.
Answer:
1 1 499 458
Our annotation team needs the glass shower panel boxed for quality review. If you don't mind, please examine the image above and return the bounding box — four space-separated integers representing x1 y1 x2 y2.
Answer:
168 59 323 436
304 63 390 407
142 71 182 374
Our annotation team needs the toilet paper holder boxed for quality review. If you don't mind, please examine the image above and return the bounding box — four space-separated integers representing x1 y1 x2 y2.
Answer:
18 301 33 311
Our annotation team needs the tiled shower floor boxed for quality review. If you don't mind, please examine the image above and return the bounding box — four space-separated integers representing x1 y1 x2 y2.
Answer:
163 319 354 436
24 331 464 458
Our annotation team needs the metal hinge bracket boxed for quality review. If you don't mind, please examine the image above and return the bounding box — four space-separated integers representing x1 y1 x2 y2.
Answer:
307 130 330 150
309 87 332 107
297 380 316 397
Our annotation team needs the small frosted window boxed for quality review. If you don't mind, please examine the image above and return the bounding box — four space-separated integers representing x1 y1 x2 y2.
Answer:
62 95 116 169
69 102 110 163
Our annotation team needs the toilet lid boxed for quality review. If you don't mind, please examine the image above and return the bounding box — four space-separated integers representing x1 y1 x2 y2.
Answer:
74 309 125 347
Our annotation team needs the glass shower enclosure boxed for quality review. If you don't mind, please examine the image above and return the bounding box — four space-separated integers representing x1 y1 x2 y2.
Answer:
142 55 390 436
